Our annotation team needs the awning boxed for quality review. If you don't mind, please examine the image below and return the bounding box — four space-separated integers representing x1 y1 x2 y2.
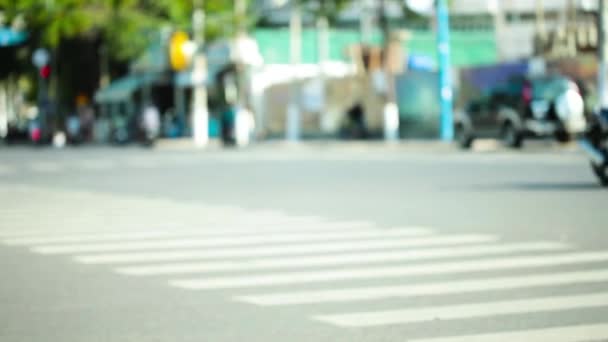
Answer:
94 73 163 104
94 75 140 103
174 62 225 88
131 42 168 73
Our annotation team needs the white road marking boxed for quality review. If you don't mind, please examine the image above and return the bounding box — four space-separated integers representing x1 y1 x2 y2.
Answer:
75 234 496 265
407 323 608 342
237 268 608 306
31 228 433 254
1 221 376 245
0 211 323 225
314 292 608 327
171 251 608 290
117 242 568 276
0 218 369 239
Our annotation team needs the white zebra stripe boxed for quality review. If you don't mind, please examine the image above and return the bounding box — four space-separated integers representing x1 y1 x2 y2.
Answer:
30 227 433 254
117 242 567 276
172 251 608 290
75 235 496 265
314 292 608 327
1 220 376 245
236 268 608 306
0 219 371 239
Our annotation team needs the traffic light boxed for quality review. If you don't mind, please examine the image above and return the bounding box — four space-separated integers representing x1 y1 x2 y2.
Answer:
40 64 50 79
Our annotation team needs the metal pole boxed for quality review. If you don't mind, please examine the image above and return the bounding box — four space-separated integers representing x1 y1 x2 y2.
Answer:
317 14 329 72
38 73 47 131
99 44 110 89
536 0 545 37
359 0 373 44
535 0 546 57
317 7 330 133
236 0 247 34
379 0 399 141
437 0 453 141
174 85 185 134
286 1 302 142
567 0 576 24
379 0 389 46
234 0 252 146
193 0 204 52
235 0 247 108
599 0 608 109
192 0 209 147
0 81 7 140
492 0 506 61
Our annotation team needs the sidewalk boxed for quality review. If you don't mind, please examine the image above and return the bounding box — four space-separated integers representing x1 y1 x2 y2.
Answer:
155 137 580 154
154 137 459 153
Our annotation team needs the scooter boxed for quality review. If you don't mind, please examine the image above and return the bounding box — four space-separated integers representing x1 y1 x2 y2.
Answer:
580 109 608 186
140 106 160 147
111 116 130 145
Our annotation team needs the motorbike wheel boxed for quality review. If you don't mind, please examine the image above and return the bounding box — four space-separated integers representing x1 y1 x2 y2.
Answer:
554 130 571 143
591 162 608 187
501 122 523 149
141 138 155 148
455 124 474 149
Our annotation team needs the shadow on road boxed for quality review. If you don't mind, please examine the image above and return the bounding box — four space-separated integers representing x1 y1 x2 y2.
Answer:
467 182 603 192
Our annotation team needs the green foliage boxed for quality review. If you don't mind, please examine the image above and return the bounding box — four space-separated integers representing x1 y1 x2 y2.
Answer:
2 0 97 46
0 0 241 61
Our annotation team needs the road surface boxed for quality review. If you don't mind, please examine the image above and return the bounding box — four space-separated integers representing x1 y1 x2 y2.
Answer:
1 143 607 341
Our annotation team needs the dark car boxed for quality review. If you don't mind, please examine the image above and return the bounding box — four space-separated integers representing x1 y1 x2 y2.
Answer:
455 74 587 148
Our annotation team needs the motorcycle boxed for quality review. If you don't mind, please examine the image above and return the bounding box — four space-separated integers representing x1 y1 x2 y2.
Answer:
140 105 160 147
580 109 608 186
111 116 130 145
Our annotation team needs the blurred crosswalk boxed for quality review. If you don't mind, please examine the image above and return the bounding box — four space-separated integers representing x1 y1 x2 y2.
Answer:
1 186 608 341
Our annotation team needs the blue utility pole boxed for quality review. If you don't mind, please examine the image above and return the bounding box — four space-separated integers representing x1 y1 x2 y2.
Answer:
436 0 453 141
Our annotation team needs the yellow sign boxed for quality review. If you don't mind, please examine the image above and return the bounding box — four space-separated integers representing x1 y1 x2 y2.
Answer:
169 31 191 71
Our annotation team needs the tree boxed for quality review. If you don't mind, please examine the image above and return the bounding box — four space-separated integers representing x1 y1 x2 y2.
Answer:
0 0 240 62
0 0 104 47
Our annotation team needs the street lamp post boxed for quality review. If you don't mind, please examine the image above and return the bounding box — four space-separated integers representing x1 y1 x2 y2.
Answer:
286 1 302 142
599 0 608 111
234 0 247 110
359 0 373 44
437 0 453 141
32 48 50 136
317 0 330 133
192 0 209 147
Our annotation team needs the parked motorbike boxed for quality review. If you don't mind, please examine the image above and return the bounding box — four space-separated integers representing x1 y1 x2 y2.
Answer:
580 109 608 186
28 119 42 144
66 115 82 145
111 116 130 145
140 105 160 147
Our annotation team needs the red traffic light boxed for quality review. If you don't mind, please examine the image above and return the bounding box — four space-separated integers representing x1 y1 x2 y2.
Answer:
40 65 51 79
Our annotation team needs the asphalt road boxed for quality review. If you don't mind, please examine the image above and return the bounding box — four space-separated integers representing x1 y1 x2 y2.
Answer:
1 142 607 341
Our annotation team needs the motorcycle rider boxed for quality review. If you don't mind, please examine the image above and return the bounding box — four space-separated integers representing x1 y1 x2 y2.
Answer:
583 107 608 186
